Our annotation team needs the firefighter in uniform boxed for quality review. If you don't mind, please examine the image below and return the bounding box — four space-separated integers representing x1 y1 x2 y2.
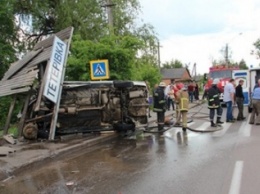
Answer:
207 78 224 127
153 82 167 131
175 84 189 131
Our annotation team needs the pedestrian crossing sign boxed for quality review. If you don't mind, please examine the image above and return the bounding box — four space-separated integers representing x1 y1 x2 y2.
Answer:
90 59 110 80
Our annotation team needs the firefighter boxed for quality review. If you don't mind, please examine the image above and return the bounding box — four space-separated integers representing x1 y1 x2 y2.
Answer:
207 78 224 127
153 81 167 131
175 84 189 131
174 83 182 123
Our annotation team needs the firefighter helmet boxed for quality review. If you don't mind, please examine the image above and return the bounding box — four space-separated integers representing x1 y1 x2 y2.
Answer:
176 83 184 90
213 78 220 85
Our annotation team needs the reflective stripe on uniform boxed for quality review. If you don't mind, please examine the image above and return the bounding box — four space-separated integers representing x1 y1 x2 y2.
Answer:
154 93 158 96
180 98 188 111
153 108 164 112
159 100 165 104
208 105 219 108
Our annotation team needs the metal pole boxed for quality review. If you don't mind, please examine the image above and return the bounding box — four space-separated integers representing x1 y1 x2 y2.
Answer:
225 43 229 65
101 0 116 35
157 40 161 68
107 0 114 33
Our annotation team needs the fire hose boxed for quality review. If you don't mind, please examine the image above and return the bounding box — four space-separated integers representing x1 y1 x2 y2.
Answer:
142 103 224 133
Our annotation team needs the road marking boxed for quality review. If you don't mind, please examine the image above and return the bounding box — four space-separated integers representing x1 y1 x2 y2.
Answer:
239 116 251 137
187 122 194 127
211 122 232 137
229 161 244 194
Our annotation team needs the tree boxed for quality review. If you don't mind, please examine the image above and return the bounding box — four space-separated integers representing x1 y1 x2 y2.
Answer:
237 59 248 70
67 34 142 81
0 0 18 79
162 59 184 69
14 0 145 43
252 38 260 65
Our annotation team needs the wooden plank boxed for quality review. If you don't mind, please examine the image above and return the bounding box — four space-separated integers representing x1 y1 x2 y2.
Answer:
10 65 39 78
3 135 15 144
0 87 31 97
0 70 38 91
33 27 73 51
26 47 52 68
34 60 50 112
0 69 38 83
3 95 17 135
2 49 42 81
0 78 37 88
0 85 33 95
18 93 31 137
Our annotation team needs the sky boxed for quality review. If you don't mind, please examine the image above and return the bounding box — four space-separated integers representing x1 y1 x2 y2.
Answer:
140 0 260 75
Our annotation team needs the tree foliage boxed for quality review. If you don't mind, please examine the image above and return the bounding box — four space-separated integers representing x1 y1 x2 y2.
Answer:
0 0 18 79
235 59 248 70
67 34 160 83
162 59 184 69
253 38 260 65
67 35 140 80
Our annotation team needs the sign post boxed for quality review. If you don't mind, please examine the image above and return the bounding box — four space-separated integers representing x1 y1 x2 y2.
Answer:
44 36 67 103
44 32 74 140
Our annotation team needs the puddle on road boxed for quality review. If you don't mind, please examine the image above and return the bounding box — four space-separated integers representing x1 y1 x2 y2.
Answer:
0 127 219 194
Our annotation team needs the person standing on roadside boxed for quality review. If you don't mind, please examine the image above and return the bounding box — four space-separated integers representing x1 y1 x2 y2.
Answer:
235 80 245 120
168 85 175 110
254 79 260 89
223 79 236 122
249 85 260 125
187 81 195 103
194 82 199 101
207 79 224 127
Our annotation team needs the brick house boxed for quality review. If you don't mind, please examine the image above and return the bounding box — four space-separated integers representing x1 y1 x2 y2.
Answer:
160 68 192 84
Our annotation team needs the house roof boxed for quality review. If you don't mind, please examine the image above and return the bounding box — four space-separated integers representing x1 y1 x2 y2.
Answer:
160 68 191 79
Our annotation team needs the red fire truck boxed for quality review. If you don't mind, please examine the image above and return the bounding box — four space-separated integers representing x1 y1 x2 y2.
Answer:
205 65 249 105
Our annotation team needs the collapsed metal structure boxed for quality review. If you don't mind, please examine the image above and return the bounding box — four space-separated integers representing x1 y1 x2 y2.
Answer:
0 27 149 140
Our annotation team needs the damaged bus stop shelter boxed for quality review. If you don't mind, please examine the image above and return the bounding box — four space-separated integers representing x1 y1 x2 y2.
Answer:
0 27 74 140
0 27 149 141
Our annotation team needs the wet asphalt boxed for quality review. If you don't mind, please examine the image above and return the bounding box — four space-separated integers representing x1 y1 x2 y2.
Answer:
1 103 260 194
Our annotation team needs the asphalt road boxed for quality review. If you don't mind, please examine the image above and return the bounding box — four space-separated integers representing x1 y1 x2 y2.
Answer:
1 103 260 194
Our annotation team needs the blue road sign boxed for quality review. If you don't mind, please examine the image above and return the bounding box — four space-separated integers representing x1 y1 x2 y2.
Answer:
90 60 109 80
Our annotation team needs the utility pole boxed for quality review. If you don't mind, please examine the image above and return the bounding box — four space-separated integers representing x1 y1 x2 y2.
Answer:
223 33 242 66
101 0 116 35
225 43 229 65
157 40 161 69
